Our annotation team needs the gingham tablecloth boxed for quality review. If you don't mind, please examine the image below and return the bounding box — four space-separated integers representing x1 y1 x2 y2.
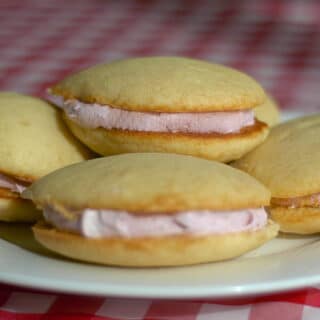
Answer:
1 284 320 320
0 0 320 319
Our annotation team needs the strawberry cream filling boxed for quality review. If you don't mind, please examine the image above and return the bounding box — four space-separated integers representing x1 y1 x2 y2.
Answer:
43 206 268 238
48 94 255 134
0 173 28 194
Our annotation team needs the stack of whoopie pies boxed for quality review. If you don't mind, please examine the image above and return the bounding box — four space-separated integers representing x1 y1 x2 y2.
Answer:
5 56 318 268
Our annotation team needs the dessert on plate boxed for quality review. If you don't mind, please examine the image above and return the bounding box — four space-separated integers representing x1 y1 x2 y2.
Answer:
0 92 93 222
233 114 320 234
23 153 279 267
48 56 270 162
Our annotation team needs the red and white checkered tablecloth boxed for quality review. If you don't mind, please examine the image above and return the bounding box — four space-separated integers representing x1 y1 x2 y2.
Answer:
1 284 320 319
1 0 320 112
1 0 320 319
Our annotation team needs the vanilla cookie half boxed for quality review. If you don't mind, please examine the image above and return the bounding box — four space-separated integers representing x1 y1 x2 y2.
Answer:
254 95 280 127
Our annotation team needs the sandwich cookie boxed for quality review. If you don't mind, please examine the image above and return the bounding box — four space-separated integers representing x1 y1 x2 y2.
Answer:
23 153 278 267
0 92 93 222
48 56 269 162
254 95 280 127
233 114 320 234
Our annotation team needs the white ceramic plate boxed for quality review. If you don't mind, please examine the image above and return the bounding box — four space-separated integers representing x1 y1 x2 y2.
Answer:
1 229 320 299
0 111 318 299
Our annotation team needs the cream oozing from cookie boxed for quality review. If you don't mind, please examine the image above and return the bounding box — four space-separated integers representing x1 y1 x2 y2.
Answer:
271 192 320 208
0 173 28 194
43 206 268 238
48 94 255 134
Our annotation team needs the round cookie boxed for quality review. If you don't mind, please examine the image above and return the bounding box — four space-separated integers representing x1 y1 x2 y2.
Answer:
254 95 280 127
48 56 269 162
33 220 277 267
0 191 40 222
233 114 320 234
0 92 93 222
23 153 278 267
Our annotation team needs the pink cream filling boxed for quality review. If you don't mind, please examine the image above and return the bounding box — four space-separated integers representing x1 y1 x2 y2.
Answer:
0 173 28 194
43 206 268 238
47 94 255 134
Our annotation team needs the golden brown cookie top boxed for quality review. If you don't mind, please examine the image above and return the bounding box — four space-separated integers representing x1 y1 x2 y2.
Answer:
23 153 270 212
233 114 320 198
0 92 93 181
50 56 266 112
